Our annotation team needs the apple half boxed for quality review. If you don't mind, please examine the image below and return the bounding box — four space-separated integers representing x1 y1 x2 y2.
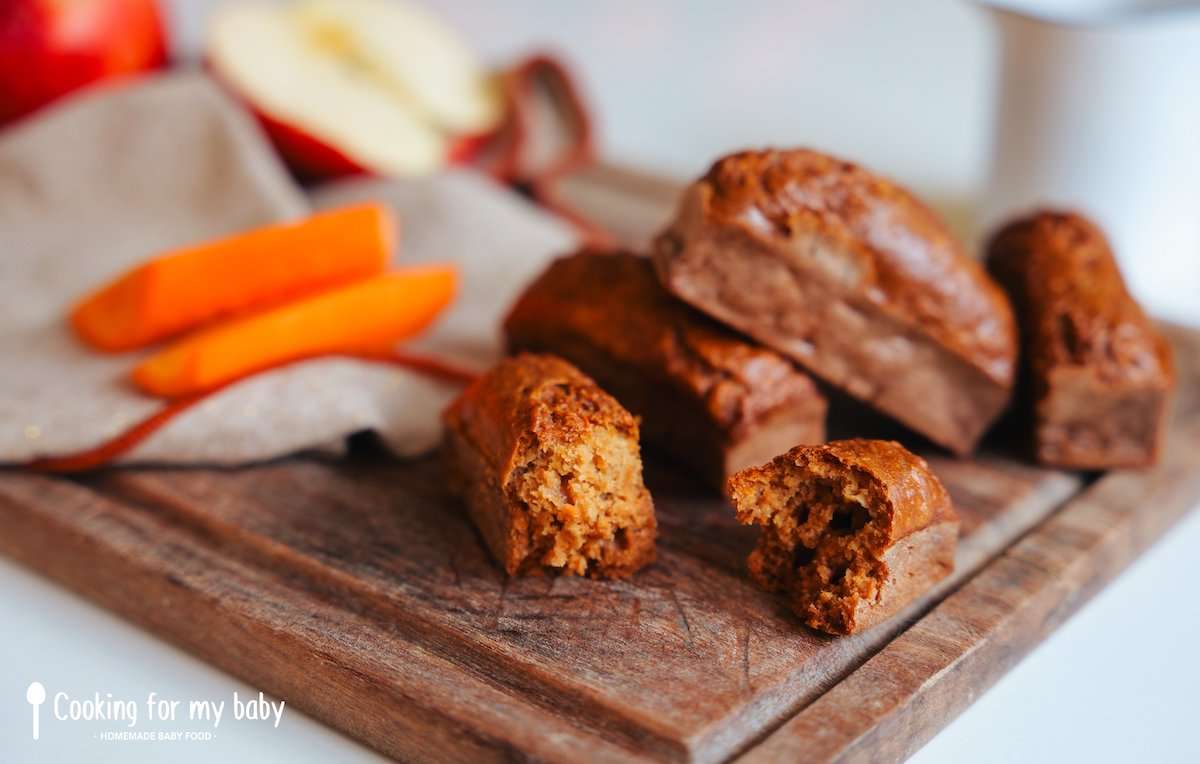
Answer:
207 0 502 179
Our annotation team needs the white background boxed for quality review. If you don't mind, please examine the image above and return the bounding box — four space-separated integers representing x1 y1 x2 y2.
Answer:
3 1 1199 762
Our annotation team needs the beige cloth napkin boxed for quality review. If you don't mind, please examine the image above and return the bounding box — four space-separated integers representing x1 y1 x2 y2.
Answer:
0 72 577 465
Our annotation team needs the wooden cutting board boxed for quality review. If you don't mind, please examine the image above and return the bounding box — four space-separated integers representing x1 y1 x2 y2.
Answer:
2 166 1199 764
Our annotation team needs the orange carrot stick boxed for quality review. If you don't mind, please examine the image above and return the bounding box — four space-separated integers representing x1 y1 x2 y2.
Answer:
131 266 457 398
71 203 395 352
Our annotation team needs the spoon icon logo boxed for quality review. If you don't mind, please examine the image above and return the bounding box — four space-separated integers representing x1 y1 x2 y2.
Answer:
26 682 46 741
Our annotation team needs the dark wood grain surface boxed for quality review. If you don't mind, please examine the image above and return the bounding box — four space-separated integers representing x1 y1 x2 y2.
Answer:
0 434 1083 763
1 166 1197 763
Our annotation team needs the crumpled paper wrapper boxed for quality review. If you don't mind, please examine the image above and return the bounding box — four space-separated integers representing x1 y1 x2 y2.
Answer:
0 72 577 465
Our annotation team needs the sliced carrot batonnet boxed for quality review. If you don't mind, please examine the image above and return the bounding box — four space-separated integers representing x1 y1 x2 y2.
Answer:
71 203 395 352
131 266 457 398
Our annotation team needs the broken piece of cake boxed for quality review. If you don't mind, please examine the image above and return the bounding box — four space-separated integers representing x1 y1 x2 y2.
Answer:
986 210 1174 469
727 439 958 635
442 353 657 578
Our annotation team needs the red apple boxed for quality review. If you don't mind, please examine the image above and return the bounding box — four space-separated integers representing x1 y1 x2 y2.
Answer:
0 0 167 126
207 0 502 180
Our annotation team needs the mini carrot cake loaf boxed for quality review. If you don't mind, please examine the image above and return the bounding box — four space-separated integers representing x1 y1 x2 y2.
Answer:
986 210 1174 469
442 353 656 578
727 439 958 635
504 249 826 488
653 148 1018 455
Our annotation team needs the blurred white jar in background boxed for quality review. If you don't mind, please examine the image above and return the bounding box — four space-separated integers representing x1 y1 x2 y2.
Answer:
977 0 1200 324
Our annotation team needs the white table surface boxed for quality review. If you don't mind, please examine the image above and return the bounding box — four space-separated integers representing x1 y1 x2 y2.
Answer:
4 2 1198 762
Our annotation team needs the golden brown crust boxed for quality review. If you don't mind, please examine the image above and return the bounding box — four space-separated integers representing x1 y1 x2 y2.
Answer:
731 439 955 543
798 439 956 540
986 211 1174 468
446 353 639 478
442 354 656 578
503 250 826 484
727 439 958 634
653 148 1018 454
695 148 1016 384
986 211 1172 384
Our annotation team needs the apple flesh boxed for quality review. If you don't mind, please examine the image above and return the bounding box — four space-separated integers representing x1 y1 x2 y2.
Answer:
207 0 502 179
0 0 167 125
